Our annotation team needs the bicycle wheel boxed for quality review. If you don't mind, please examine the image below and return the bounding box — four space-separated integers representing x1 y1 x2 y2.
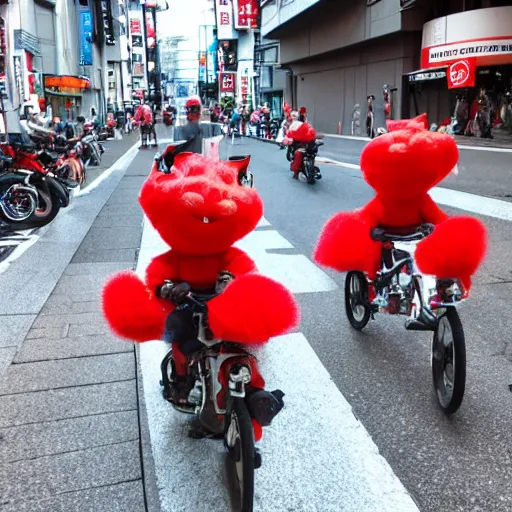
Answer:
225 398 255 512
432 307 466 415
345 271 372 330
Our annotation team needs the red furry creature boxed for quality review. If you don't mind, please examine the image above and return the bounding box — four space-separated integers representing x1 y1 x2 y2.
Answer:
102 152 299 440
313 115 488 291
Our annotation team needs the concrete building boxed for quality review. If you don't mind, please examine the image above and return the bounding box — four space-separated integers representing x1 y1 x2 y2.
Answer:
261 0 512 136
0 0 133 123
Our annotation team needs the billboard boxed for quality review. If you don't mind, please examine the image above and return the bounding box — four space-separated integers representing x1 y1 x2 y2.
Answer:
79 11 93 66
233 0 259 30
261 0 321 36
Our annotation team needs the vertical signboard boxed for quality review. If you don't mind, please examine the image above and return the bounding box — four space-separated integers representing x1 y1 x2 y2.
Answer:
216 0 238 40
220 72 236 92
207 38 217 84
79 11 93 66
13 57 25 103
233 0 259 29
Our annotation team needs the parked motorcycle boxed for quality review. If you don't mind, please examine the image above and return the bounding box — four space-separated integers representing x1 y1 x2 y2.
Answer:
0 141 70 229
0 147 38 224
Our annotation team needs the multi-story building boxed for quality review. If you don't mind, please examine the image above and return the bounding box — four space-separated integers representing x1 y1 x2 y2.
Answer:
0 0 133 122
261 0 512 136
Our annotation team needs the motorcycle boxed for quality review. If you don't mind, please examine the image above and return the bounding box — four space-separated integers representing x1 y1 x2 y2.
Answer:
0 147 38 224
344 223 469 414
287 138 323 185
0 141 70 229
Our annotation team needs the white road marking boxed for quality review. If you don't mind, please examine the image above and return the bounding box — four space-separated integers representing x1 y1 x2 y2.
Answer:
138 216 419 511
320 158 512 222
324 133 512 153
77 141 140 196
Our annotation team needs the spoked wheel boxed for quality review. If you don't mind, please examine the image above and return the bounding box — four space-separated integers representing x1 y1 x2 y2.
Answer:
225 398 255 512
432 308 466 415
345 271 372 330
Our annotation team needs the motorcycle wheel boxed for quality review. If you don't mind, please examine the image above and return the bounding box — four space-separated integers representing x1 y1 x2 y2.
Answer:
345 271 372 330
0 184 37 223
225 398 255 512
304 160 316 185
14 187 61 230
432 308 466 415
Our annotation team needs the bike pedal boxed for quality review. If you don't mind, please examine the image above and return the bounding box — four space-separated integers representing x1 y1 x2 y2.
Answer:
405 319 437 332
254 448 262 469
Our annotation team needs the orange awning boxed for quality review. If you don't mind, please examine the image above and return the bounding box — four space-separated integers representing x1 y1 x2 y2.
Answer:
44 75 90 89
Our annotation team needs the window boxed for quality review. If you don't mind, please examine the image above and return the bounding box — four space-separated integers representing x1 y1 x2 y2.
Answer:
260 66 272 89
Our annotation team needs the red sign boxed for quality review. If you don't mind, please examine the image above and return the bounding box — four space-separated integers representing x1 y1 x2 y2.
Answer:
220 12 230 25
130 19 141 35
447 58 476 89
234 0 259 29
240 76 248 100
220 73 236 92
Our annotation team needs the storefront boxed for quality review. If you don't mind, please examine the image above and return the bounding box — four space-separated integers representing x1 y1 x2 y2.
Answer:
43 75 91 121
405 6 512 139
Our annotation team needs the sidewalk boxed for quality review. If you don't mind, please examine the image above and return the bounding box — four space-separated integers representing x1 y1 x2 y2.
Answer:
0 145 156 510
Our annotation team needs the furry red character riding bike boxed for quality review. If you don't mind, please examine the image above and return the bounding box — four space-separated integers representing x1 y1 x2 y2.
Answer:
314 114 488 414
102 147 298 441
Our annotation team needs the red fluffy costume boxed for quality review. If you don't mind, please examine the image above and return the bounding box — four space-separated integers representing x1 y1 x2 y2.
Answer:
313 115 488 290
102 152 299 440
286 122 317 174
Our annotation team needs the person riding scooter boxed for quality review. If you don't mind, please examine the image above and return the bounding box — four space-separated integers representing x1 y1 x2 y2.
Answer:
173 96 221 153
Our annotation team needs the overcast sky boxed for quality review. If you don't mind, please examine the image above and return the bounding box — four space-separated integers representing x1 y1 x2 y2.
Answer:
157 0 215 40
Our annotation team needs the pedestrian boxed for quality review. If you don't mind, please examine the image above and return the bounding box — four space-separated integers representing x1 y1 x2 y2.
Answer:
133 100 157 148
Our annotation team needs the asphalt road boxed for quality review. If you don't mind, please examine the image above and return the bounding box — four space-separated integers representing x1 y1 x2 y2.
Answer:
320 136 512 202
221 137 512 512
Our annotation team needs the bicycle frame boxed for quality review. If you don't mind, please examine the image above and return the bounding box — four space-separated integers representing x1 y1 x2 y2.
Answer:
368 239 468 322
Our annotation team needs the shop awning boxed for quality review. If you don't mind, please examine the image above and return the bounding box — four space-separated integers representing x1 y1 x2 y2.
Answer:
43 75 91 90
407 67 447 84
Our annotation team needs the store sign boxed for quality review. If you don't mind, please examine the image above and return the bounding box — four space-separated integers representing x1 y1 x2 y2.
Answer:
421 7 512 68
145 12 156 48
79 11 93 66
408 70 446 83
447 59 476 89
233 0 259 29
220 72 236 92
130 18 142 35
14 57 24 102
426 39 512 65
101 0 115 45
216 0 237 40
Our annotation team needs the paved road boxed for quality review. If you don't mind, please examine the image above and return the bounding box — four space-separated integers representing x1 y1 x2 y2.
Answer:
320 136 512 202
219 138 512 512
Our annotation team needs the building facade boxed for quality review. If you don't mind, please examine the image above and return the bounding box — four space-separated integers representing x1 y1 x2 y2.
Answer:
0 0 134 123
261 0 512 136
